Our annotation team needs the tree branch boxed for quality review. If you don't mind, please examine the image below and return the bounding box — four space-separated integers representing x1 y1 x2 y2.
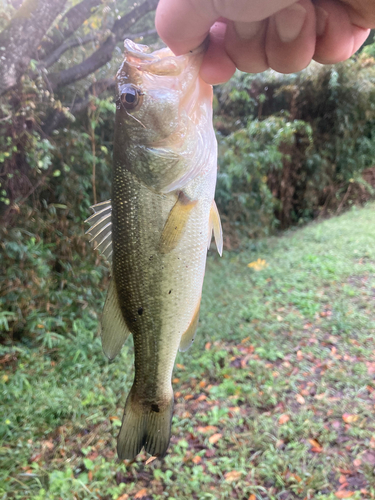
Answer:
41 33 99 69
48 0 159 91
0 0 68 96
41 28 157 70
38 0 102 58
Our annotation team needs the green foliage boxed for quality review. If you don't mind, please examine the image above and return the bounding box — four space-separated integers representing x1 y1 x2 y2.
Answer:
215 54 375 234
216 116 312 236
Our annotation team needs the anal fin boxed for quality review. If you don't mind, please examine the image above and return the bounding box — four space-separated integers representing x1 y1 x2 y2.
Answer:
101 279 131 360
179 299 200 352
159 191 197 254
208 200 223 256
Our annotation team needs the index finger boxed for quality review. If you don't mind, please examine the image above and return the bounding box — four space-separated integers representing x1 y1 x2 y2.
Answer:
155 0 298 55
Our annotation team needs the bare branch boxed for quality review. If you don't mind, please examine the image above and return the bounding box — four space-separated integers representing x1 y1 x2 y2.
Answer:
41 28 157 70
38 0 102 58
48 0 159 91
41 33 99 69
0 0 68 96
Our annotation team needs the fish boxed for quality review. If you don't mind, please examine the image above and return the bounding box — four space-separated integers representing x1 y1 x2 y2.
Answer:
85 39 223 461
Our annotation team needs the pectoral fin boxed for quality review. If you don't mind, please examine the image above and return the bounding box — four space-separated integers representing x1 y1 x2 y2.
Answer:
208 200 223 256
179 299 200 352
159 191 197 254
101 279 131 360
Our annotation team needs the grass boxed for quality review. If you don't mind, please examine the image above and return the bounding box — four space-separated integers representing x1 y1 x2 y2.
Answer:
1 203 375 500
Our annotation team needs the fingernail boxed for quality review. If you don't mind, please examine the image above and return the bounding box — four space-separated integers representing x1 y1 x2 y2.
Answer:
234 20 263 41
274 4 307 43
315 6 328 37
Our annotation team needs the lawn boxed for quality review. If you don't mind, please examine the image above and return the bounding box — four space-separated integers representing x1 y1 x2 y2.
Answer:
1 203 375 500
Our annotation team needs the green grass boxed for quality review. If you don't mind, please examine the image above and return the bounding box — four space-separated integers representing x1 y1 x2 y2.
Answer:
1 204 375 500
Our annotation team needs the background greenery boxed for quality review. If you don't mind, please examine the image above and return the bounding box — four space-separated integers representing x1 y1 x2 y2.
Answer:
1 1 375 498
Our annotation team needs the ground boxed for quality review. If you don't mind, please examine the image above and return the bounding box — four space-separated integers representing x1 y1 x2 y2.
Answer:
1 203 375 500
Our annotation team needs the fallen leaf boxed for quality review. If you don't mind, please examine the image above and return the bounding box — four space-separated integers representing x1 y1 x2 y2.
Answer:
296 394 305 405
248 495 256 500
314 393 326 400
116 494 129 500
339 474 347 484
342 414 358 423
248 258 268 271
224 470 242 482
279 414 290 425
176 364 185 370
334 491 354 498
145 456 157 465
88 470 93 482
197 426 218 434
192 455 202 464
353 459 361 467
208 433 222 444
309 439 323 452
184 394 194 401
134 488 148 499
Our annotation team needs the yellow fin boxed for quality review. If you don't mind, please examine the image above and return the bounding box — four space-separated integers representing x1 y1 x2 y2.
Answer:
179 299 200 352
101 279 131 360
208 200 223 256
159 191 197 254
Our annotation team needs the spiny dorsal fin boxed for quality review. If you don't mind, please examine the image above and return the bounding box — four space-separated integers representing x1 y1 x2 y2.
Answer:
208 200 223 256
159 191 197 254
85 200 112 264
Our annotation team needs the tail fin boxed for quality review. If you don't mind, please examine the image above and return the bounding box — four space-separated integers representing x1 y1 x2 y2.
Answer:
117 389 174 460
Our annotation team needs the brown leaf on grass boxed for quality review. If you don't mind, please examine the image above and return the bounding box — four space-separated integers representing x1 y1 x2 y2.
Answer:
342 414 358 423
176 364 185 370
134 488 148 499
278 414 290 425
296 394 305 405
208 433 222 444
353 459 361 467
192 455 202 464
224 470 242 482
248 495 256 500
116 494 129 500
197 426 218 434
334 491 354 498
339 475 347 484
145 456 157 465
308 439 323 452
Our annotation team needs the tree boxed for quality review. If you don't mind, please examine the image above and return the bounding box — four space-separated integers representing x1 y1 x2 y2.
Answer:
0 0 159 217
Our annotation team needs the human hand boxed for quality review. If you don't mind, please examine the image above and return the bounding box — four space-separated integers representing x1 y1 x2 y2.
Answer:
155 0 374 84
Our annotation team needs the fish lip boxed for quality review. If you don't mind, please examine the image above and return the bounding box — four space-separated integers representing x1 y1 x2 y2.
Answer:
123 38 207 63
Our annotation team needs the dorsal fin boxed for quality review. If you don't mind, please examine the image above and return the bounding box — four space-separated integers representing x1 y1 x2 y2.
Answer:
85 200 112 264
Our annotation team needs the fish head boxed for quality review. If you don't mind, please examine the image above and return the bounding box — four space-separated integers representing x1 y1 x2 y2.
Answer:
115 39 212 147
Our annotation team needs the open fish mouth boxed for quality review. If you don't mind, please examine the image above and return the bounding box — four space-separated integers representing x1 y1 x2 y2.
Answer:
122 39 207 78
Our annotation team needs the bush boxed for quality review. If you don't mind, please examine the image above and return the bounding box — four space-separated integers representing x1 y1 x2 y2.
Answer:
215 53 375 235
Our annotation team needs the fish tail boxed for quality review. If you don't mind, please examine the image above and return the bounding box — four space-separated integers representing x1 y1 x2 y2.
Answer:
117 388 174 460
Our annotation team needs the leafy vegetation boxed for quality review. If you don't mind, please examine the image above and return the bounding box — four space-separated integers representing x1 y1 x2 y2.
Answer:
2 204 375 499
215 56 375 235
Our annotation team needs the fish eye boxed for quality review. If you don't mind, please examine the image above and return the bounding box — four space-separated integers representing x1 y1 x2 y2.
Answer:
119 86 143 110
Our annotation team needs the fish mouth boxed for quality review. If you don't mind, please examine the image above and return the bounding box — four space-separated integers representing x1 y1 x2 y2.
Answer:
122 39 207 77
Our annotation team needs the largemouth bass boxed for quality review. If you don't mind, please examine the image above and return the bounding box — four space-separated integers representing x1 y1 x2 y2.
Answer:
86 39 222 461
